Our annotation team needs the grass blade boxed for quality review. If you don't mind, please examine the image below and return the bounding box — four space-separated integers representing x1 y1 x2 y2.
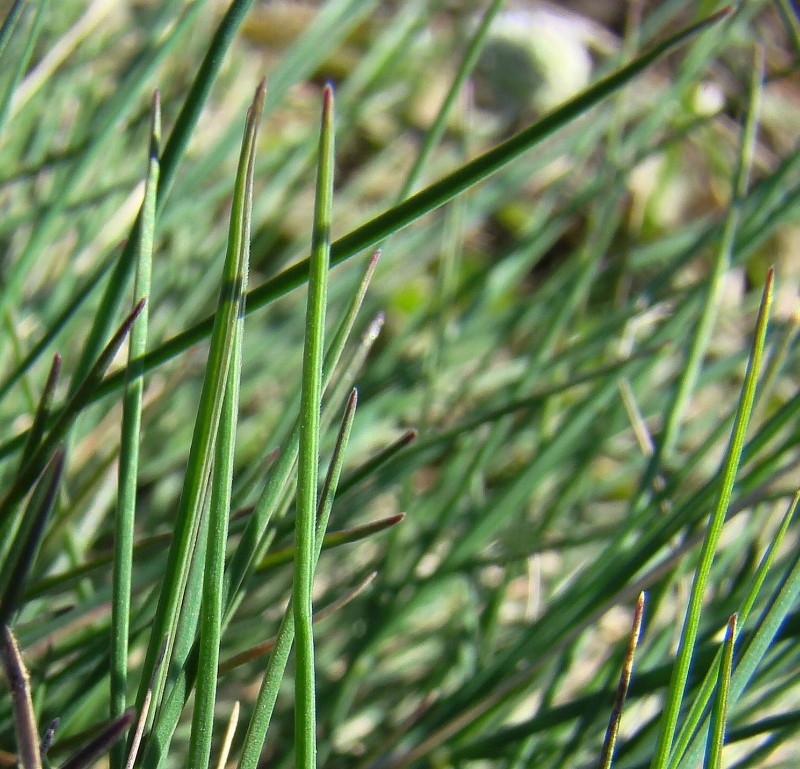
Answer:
57 7 731 415
1 626 40 769
131 80 264 736
649 269 773 769
598 592 645 769
705 614 736 769
294 83 335 769
110 90 160 769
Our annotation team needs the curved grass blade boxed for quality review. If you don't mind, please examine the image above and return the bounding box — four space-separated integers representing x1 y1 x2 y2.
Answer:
649 269 773 769
131 80 264 738
1 626 40 769
705 614 736 769
110 90 160 769
74 8 731 411
0 450 65 629
598 592 645 769
237 388 359 769
294 83 335 769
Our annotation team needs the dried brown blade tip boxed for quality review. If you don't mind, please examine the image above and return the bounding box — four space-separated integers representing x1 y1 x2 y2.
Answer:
1 626 41 769
597 592 646 769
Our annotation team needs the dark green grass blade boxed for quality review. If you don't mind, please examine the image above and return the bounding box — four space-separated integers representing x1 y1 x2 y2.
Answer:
60 710 135 769
649 269 773 769
0 300 143 530
17 354 61 472
130 81 264 739
0 450 64 628
53 7 730 416
110 90 160 769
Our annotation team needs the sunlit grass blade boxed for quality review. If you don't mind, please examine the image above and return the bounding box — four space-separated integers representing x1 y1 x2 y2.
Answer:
677 493 800 769
0 450 64 628
220 570 377 675
238 387 359 769
68 8 731 411
131 80 264 737
598 592 645 769
0 300 144 529
667 491 799 769
255 513 405 573
215 702 239 769
294 83 335 769
1 625 40 769
649 269 773 769
110 89 160 769
705 614 736 769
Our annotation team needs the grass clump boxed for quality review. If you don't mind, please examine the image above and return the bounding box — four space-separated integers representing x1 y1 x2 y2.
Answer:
0 2 799 769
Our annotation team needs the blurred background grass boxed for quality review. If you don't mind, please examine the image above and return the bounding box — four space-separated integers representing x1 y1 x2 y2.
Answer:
0 1 799 768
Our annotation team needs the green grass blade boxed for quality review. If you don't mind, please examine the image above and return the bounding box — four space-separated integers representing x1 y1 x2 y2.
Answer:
238 387 358 769
294 82 335 769
649 269 773 769
0 0 26 62
109 90 160 769
705 614 736 769
667 491 800 769
187 88 252 769
131 80 264 735
72 8 730 411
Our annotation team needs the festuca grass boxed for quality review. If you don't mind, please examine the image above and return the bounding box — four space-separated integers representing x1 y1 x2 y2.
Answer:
0 3 799 769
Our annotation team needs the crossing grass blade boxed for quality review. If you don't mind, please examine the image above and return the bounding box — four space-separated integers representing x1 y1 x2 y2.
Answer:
109 90 160 769
0 5 728 436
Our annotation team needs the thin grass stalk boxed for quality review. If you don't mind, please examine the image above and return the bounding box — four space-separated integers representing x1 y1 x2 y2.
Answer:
110 90 160 769
294 83 335 769
705 614 736 769
649 269 773 769
187 93 252 769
